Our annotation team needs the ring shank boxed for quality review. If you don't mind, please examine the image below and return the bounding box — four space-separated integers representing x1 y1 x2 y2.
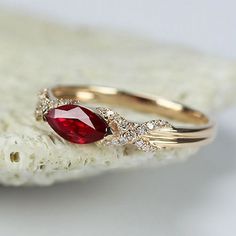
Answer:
50 85 215 148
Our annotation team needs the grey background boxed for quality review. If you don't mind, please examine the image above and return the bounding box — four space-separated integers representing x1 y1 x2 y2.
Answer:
0 1 236 235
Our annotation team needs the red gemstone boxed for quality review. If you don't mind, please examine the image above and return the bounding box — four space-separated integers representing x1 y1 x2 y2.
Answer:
46 104 108 144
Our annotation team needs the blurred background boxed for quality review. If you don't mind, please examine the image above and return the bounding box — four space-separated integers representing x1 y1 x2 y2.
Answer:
0 1 236 236
0 0 236 58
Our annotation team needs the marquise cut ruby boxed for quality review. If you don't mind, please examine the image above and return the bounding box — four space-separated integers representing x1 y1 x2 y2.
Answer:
46 104 108 144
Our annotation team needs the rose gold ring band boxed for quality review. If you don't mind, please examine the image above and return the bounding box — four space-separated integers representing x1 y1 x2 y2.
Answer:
35 85 216 152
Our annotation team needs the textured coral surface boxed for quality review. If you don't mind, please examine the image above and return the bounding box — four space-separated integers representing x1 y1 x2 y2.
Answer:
0 11 235 186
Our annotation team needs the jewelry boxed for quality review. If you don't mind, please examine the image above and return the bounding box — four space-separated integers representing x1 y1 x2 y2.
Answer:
35 85 215 152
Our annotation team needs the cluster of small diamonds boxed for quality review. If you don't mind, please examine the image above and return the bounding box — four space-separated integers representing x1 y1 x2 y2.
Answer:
96 107 173 152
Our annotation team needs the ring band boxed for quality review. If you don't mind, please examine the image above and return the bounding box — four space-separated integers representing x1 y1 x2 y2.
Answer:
35 85 215 152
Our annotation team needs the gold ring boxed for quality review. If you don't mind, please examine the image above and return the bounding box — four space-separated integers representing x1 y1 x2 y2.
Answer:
35 85 216 152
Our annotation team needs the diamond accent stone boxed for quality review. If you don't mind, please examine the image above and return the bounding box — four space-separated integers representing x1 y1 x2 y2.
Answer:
147 122 154 130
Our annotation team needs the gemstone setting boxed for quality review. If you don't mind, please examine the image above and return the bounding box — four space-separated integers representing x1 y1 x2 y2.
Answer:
35 89 174 152
46 104 109 144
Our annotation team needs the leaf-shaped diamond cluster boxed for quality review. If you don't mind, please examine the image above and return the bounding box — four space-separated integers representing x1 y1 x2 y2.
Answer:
96 107 173 152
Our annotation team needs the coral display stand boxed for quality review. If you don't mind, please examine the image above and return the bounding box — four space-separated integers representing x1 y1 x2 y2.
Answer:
0 11 235 186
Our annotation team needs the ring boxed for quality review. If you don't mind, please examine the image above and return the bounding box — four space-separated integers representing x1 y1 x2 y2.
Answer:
35 85 215 152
